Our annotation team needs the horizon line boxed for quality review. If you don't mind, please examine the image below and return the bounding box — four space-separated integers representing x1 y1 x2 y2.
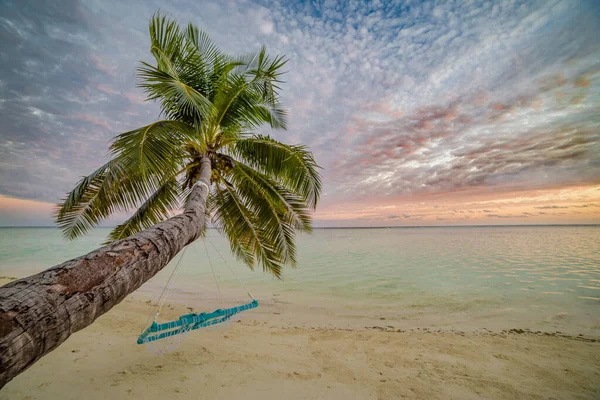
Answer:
1 224 599 229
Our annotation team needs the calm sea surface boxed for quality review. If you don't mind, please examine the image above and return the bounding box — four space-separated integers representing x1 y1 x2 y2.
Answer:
1 226 599 335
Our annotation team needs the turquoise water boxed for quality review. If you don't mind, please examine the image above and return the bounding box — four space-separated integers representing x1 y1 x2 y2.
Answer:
1 226 599 335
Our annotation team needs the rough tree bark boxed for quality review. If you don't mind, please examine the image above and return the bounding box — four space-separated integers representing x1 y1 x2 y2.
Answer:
0 157 212 388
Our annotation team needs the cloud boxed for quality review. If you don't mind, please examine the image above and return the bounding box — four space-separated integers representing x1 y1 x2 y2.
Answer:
572 204 600 208
0 0 599 226
487 214 528 219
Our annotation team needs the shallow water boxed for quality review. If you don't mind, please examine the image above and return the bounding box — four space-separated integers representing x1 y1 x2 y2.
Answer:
1 226 599 335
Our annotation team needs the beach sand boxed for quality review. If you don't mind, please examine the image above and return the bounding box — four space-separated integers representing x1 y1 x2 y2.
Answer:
1 278 600 400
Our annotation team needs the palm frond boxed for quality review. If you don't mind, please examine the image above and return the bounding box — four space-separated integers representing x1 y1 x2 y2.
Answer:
55 159 172 240
226 161 313 267
211 50 287 134
106 177 184 243
149 12 185 76
137 63 215 124
236 46 288 83
219 81 288 130
58 94 207 242
233 161 312 232
184 23 221 68
54 161 112 240
109 120 198 178
211 182 284 278
231 135 322 208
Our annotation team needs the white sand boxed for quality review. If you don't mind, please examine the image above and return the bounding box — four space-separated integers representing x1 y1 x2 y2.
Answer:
2 283 599 400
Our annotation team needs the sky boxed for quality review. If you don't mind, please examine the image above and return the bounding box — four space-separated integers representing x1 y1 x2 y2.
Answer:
0 0 599 227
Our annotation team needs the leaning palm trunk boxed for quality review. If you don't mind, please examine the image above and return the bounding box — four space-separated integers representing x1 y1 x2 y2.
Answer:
0 159 211 388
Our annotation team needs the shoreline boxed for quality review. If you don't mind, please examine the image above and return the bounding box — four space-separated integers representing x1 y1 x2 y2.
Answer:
2 276 600 341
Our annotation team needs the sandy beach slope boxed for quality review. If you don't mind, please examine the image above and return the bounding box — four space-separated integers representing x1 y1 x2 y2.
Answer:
1 282 599 400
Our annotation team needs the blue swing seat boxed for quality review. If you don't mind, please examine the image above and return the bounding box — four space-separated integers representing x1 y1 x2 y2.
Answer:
138 299 259 344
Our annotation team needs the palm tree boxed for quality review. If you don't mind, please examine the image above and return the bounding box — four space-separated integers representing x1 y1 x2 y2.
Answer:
0 14 321 387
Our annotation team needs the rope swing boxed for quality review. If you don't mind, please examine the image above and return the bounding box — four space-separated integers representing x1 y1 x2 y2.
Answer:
137 236 258 349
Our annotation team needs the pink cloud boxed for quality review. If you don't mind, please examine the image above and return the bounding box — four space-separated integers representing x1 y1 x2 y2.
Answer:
97 84 119 95
123 91 146 105
90 54 117 77
72 114 112 131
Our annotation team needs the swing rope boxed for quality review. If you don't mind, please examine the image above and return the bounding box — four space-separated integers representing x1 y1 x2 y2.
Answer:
155 245 189 321
205 235 255 301
202 237 225 307
139 244 190 337
138 235 259 346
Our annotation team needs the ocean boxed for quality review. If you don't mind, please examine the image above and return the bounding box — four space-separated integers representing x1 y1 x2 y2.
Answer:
1 226 599 336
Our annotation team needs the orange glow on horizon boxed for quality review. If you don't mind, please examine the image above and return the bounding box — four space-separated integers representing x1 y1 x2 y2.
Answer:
313 185 600 225
1 185 599 227
0 195 55 214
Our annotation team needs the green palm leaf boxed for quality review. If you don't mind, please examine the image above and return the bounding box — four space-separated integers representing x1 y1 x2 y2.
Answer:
106 177 184 243
233 162 312 232
137 65 216 124
227 161 313 267
148 13 185 77
232 135 322 208
55 160 168 240
54 161 113 240
109 120 199 177
212 182 284 278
